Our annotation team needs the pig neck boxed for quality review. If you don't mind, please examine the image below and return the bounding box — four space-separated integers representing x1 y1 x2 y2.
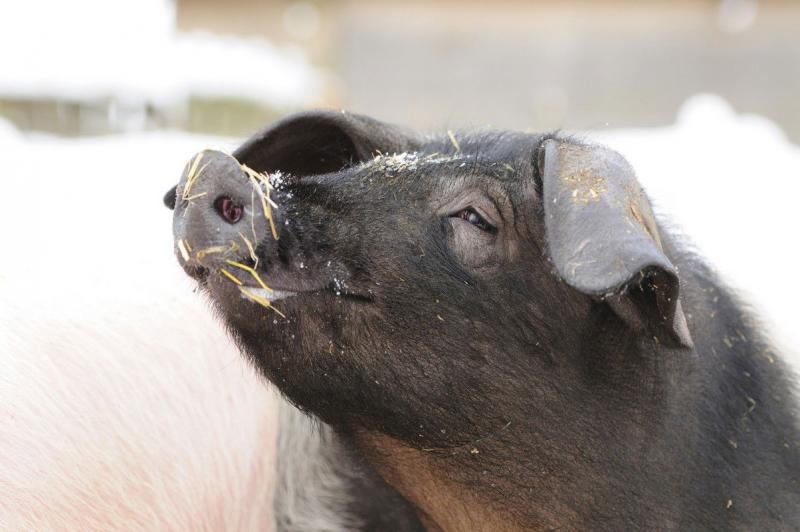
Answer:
351 263 799 530
353 430 531 532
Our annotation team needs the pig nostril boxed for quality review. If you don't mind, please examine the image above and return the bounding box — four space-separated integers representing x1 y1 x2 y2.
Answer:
214 196 243 224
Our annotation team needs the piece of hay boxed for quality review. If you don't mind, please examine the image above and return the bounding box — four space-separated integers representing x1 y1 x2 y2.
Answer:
184 191 208 201
219 268 243 286
177 239 191 262
238 231 259 267
195 241 240 263
182 152 211 201
239 286 286 318
240 164 280 241
447 130 461 152
225 259 272 292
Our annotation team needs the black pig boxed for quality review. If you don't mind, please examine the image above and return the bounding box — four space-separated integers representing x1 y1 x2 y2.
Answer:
166 111 799 531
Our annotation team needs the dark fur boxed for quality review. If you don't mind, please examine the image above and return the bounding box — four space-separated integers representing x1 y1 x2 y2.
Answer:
170 111 799 530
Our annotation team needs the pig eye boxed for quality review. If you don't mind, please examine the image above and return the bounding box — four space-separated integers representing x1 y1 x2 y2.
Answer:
452 207 496 234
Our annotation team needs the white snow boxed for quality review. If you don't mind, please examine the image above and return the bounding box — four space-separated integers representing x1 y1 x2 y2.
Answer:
0 127 236 275
0 0 319 107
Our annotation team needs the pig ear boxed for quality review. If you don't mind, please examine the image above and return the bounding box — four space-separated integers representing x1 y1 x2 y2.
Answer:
233 110 421 176
539 139 693 349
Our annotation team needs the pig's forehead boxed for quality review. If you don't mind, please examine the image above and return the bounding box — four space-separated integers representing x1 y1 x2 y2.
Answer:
361 129 542 183
361 152 525 189
424 130 542 183
422 129 542 164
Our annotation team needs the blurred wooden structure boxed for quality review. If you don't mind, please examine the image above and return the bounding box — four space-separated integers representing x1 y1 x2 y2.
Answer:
177 0 800 141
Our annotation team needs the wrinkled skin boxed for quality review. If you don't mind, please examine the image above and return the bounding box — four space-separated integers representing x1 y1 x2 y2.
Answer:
168 111 799 530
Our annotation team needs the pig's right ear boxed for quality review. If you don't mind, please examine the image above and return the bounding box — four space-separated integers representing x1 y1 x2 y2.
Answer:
539 139 693 349
233 110 422 175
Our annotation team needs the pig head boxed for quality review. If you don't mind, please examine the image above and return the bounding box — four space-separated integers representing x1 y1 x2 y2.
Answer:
166 111 798 530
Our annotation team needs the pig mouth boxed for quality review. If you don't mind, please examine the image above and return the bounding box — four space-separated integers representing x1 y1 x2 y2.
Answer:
237 286 298 302
203 267 374 312
233 283 373 304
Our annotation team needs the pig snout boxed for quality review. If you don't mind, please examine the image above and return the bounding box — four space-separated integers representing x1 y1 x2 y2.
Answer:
168 150 277 278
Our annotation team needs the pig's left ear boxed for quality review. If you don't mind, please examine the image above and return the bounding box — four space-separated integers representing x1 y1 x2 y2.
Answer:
539 139 693 349
233 110 422 176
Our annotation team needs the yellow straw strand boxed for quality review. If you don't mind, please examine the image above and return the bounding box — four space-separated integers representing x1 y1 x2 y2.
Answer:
219 268 244 286
182 153 206 200
184 191 208 201
195 241 240 263
447 130 461 152
224 260 272 292
241 164 280 241
239 287 286 318
238 232 258 264
177 239 191 261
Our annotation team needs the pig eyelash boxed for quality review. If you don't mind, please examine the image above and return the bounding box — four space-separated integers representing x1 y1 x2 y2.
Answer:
451 207 497 234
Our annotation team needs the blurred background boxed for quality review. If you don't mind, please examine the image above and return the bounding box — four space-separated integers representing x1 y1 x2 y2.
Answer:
1 0 798 139
0 0 798 357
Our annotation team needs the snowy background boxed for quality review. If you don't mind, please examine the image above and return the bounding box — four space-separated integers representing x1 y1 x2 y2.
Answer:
0 0 317 106
0 0 797 369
